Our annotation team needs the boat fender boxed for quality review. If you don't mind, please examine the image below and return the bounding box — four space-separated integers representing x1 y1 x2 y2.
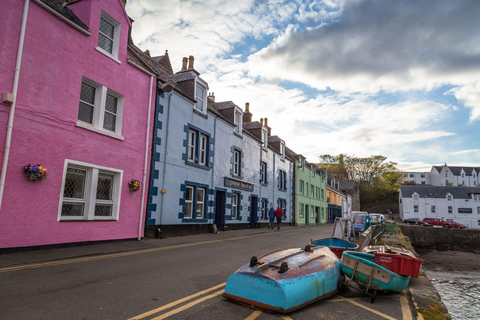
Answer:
304 244 313 252
250 256 258 267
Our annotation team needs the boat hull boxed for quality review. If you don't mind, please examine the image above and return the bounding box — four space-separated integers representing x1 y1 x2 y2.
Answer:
224 247 342 313
311 237 357 259
341 251 410 292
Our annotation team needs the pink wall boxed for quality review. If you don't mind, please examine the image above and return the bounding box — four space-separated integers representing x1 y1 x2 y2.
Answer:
0 0 154 248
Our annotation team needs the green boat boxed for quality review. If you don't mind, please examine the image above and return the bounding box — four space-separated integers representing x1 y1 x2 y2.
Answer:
341 251 411 303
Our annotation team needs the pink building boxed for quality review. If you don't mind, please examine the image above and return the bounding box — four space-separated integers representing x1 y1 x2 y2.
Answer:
0 0 156 248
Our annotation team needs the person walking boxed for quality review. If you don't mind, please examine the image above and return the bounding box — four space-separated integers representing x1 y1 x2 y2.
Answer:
275 206 284 230
268 206 275 229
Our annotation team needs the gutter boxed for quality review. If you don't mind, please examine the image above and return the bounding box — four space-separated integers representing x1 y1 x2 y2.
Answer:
33 0 91 36
0 0 30 213
138 75 154 240
127 59 155 77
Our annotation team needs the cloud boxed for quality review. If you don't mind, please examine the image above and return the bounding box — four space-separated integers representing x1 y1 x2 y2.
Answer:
249 0 480 98
445 82 480 121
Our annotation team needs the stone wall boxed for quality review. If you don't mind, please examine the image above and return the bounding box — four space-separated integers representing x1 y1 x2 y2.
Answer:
400 225 480 252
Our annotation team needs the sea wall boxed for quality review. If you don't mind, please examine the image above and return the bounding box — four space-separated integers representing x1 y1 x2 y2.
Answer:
400 225 480 252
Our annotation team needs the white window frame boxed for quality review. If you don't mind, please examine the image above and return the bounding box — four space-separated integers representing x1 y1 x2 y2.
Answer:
194 79 208 114
447 194 452 201
448 206 453 214
233 150 241 177
199 134 208 166
77 77 124 140
414 205 418 213
477 207 480 214
280 142 285 159
96 11 121 63
188 129 197 163
431 205 435 214
262 128 268 149
234 108 243 134
232 193 238 219
261 161 267 184
413 194 419 200
58 160 123 221
184 186 194 218
196 188 205 218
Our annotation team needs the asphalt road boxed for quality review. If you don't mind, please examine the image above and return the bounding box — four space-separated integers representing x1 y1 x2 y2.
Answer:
0 225 413 320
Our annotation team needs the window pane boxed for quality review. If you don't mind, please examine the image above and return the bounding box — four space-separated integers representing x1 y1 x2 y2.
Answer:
96 173 114 200
195 85 204 111
61 202 85 216
78 102 94 124
105 94 118 113
95 204 113 216
103 112 116 131
184 203 192 218
80 83 96 104
64 168 86 199
196 85 204 100
197 188 204 203
188 130 196 161
100 18 114 38
98 33 113 53
186 186 193 201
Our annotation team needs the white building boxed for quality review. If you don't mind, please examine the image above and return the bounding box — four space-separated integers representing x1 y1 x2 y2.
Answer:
403 164 480 187
399 185 480 229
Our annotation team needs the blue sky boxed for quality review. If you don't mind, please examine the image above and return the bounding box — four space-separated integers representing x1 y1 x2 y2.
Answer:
126 0 480 171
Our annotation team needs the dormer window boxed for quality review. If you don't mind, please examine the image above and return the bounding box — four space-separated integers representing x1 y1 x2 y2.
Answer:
413 194 419 200
280 142 285 159
299 158 304 169
234 109 242 134
195 85 205 112
261 128 268 149
97 11 120 61
447 194 452 201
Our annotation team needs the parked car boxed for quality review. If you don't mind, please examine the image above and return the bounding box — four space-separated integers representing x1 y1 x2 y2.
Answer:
422 218 453 228
450 221 466 229
404 218 432 227
370 213 385 225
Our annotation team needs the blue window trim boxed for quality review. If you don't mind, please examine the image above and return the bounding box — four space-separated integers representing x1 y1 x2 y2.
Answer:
278 169 287 191
193 108 208 119
260 161 268 185
229 191 241 221
261 197 269 220
179 181 210 223
184 124 212 170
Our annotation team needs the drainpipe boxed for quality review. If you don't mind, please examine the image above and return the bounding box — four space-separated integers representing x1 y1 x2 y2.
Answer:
0 0 29 213
138 75 154 240
159 92 173 224
210 117 217 208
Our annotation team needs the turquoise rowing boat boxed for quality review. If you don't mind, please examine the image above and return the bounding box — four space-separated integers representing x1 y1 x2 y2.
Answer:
341 251 411 302
223 246 342 313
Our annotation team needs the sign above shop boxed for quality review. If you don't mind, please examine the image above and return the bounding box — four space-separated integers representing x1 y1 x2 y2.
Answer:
224 177 254 192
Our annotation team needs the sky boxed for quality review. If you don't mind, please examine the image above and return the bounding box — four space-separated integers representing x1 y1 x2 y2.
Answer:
126 0 480 171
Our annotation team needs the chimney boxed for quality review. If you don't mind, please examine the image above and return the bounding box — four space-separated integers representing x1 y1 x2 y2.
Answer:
208 92 215 102
144 49 150 57
265 117 271 135
260 118 264 125
243 102 252 122
181 57 188 71
188 55 195 70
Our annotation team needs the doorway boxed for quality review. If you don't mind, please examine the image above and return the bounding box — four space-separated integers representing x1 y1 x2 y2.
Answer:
315 207 319 224
215 190 226 231
250 196 258 229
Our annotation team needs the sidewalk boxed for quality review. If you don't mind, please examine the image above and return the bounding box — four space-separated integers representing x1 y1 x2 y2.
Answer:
0 224 312 268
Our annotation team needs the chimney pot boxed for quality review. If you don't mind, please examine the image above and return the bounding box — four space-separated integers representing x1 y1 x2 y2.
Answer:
181 57 188 71
188 55 194 70
208 92 215 102
260 118 264 125
264 118 268 126
245 102 249 112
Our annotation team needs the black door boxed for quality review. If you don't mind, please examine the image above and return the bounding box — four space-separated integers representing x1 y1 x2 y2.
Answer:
250 196 258 229
215 191 226 231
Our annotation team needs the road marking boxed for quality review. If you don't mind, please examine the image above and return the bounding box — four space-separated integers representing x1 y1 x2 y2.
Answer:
150 289 224 320
400 291 413 320
0 230 295 273
280 315 294 320
127 282 226 320
245 310 262 320
336 296 397 320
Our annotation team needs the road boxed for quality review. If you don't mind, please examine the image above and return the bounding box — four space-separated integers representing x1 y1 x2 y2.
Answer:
0 225 413 320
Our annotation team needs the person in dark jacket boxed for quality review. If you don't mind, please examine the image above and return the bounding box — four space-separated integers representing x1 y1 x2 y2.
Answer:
268 206 275 229
275 206 283 230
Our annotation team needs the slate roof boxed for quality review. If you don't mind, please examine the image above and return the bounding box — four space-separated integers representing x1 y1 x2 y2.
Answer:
285 147 298 161
172 71 197 82
214 101 238 110
399 185 480 199
243 122 262 130
152 52 173 73
433 166 443 173
339 180 356 190
448 166 480 176
268 135 282 143
40 0 89 31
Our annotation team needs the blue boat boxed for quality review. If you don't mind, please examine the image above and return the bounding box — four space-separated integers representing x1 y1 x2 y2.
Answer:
310 238 357 259
223 246 343 313
341 251 411 303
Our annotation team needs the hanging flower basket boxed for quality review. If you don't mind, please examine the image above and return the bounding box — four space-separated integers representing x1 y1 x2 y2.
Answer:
128 179 142 192
24 164 47 181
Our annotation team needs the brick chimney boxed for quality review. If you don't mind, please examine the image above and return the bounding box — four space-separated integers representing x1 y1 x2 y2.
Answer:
243 102 252 122
181 57 188 71
265 117 271 136
188 56 195 70
208 92 215 102
260 118 264 125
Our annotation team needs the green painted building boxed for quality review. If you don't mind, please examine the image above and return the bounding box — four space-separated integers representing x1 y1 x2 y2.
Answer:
286 148 327 225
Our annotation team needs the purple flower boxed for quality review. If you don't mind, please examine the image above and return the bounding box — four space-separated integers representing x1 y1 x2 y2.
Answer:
32 165 39 172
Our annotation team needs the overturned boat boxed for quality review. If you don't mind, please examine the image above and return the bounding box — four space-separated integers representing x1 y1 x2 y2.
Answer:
223 246 343 313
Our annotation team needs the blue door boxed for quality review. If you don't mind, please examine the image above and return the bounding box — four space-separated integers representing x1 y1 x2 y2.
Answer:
250 196 258 228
